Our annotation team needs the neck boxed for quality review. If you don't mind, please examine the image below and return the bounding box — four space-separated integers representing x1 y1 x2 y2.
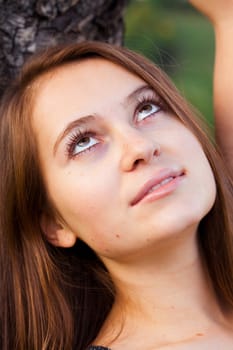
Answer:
98 228 229 348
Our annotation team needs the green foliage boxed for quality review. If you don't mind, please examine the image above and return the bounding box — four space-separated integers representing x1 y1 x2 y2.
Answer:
125 0 215 124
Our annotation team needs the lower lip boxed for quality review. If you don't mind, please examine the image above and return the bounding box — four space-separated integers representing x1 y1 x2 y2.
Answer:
137 175 184 205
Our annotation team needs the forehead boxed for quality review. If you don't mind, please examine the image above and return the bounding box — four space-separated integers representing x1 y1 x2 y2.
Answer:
31 58 148 153
33 58 145 114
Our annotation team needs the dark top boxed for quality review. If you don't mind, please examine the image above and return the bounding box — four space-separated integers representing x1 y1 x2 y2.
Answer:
88 347 111 350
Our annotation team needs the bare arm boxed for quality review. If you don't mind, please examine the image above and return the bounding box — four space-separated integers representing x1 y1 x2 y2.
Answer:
189 0 233 175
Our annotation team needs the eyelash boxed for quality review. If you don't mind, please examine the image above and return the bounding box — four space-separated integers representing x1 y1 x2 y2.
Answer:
135 94 165 120
65 92 166 159
66 129 98 159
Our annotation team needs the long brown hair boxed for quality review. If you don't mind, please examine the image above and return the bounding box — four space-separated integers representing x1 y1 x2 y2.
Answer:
0 41 232 350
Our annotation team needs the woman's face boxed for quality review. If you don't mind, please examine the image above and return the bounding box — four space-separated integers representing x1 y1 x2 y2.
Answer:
32 58 216 261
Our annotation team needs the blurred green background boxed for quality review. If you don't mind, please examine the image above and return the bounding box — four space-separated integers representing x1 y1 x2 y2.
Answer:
125 0 215 125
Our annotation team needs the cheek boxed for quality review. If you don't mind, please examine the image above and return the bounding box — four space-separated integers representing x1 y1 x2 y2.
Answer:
46 166 119 241
168 126 216 207
183 135 216 211
52 175 111 218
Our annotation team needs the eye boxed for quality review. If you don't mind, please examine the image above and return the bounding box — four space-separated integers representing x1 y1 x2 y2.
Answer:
67 131 100 158
73 135 99 155
137 102 161 122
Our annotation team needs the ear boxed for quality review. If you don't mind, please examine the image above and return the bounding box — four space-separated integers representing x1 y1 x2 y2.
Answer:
40 213 77 248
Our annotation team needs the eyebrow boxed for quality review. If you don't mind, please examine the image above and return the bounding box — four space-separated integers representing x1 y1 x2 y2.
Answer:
53 84 153 155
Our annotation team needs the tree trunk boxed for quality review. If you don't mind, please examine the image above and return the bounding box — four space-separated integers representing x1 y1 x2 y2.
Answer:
0 0 128 98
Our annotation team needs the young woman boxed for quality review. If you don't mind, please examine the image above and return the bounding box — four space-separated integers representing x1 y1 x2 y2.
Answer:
0 2 232 350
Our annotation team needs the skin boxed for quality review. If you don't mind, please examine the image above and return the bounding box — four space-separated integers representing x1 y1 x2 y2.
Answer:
32 59 233 349
188 0 233 24
33 59 215 260
189 0 233 175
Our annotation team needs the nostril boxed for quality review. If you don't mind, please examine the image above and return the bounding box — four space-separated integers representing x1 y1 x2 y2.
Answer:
153 144 161 157
133 158 144 169
121 138 161 172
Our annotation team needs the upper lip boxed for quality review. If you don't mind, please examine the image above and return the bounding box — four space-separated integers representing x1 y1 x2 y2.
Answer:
130 168 185 206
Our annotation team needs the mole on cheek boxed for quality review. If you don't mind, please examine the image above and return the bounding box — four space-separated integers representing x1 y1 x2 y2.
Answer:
115 234 120 238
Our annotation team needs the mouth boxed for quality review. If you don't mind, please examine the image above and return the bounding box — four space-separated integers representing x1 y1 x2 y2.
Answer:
130 169 185 206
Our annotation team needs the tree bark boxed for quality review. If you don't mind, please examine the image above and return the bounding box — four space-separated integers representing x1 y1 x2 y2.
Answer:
0 0 128 98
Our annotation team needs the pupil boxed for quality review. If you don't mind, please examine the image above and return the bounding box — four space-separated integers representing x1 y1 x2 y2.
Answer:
79 137 89 146
144 104 152 112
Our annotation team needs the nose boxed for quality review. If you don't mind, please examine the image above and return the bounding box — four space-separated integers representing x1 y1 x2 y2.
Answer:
119 126 161 172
